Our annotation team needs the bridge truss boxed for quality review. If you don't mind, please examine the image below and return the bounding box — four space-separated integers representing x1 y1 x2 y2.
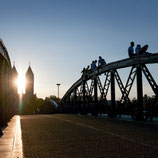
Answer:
61 54 158 121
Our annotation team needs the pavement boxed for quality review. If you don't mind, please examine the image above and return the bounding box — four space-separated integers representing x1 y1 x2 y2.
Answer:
0 115 23 158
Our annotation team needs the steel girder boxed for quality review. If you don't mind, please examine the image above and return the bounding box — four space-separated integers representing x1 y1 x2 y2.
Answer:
120 66 137 104
142 64 158 97
61 55 158 120
102 72 111 100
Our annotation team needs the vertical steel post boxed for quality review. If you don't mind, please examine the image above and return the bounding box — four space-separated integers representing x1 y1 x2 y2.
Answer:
136 65 144 120
68 94 71 113
82 81 86 114
109 70 116 117
93 77 98 116
74 88 77 113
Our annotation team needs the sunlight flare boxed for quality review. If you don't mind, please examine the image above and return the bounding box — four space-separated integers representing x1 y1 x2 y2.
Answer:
17 74 25 94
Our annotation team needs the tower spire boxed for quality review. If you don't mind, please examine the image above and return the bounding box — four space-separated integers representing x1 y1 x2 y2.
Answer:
25 64 34 96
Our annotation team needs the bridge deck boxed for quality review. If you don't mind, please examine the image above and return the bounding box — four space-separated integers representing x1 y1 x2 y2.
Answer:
1 114 158 158
19 114 158 158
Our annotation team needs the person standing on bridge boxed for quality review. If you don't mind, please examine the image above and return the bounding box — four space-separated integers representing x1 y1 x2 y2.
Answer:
128 41 136 58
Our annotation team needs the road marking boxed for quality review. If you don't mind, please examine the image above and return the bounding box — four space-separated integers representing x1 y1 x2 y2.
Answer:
46 115 158 150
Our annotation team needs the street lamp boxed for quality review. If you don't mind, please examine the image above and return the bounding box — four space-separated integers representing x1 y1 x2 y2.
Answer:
56 83 61 98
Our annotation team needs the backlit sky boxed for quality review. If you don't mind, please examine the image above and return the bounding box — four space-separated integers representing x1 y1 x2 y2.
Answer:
0 0 158 99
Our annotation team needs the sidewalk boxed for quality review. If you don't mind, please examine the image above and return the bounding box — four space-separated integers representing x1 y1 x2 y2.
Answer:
0 115 23 158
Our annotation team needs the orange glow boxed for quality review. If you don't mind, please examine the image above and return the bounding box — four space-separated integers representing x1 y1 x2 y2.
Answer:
17 74 25 94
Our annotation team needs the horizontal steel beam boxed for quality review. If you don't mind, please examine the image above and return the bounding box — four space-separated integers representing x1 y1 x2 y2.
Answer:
93 53 158 76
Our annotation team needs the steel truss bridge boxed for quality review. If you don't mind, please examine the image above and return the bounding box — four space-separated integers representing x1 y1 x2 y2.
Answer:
61 54 158 121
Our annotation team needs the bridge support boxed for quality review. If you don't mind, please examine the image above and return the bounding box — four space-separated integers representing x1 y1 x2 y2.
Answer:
142 64 158 98
136 65 144 120
82 81 86 114
67 94 70 113
93 77 98 116
109 70 116 117
74 88 77 113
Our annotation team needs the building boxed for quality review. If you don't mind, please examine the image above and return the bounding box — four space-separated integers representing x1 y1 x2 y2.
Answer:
22 65 36 114
11 64 18 94
25 65 34 96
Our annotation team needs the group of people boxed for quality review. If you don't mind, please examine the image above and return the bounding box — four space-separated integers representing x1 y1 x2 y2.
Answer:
91 56 106 70
81 41 152 78
128 41 151 58
81 56 106 77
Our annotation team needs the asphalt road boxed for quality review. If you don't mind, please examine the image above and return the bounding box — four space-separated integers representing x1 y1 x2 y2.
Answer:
21 114 158 158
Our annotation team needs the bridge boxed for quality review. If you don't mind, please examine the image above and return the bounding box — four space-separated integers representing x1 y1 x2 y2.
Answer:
0 38 158 157
61 54 158 121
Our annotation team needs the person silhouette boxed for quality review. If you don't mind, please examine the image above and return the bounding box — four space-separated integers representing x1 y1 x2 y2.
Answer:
91 60 97 71
135 44 141 55
128 41 136 58
98 56 106 67
137 44 150 56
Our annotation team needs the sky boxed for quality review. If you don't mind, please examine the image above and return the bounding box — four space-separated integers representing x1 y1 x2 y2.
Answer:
0 0 158 99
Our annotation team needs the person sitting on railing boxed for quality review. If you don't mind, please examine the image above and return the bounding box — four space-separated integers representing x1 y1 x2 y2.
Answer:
98 56 106 68
81 66 90 79
91 61 93 70
135 44 141 55
137 44 152 56
91 60 97 71
128 41 136 58
85 65 90 74
81 67 86 77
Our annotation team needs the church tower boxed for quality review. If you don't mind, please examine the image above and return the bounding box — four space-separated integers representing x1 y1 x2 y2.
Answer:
11 64 18 94
25 65 34 96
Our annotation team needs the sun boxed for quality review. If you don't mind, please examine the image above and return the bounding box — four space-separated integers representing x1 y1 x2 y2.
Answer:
17 74 25 94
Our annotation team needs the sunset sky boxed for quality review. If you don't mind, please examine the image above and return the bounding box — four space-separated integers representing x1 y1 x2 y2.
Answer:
0 0 158 99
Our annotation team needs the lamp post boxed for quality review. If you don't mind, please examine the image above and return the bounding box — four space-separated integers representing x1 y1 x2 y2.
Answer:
56 83 61 98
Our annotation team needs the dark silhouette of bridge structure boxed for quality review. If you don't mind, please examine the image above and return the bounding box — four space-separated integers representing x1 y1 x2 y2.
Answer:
61 54 158 121
0 38 17 129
